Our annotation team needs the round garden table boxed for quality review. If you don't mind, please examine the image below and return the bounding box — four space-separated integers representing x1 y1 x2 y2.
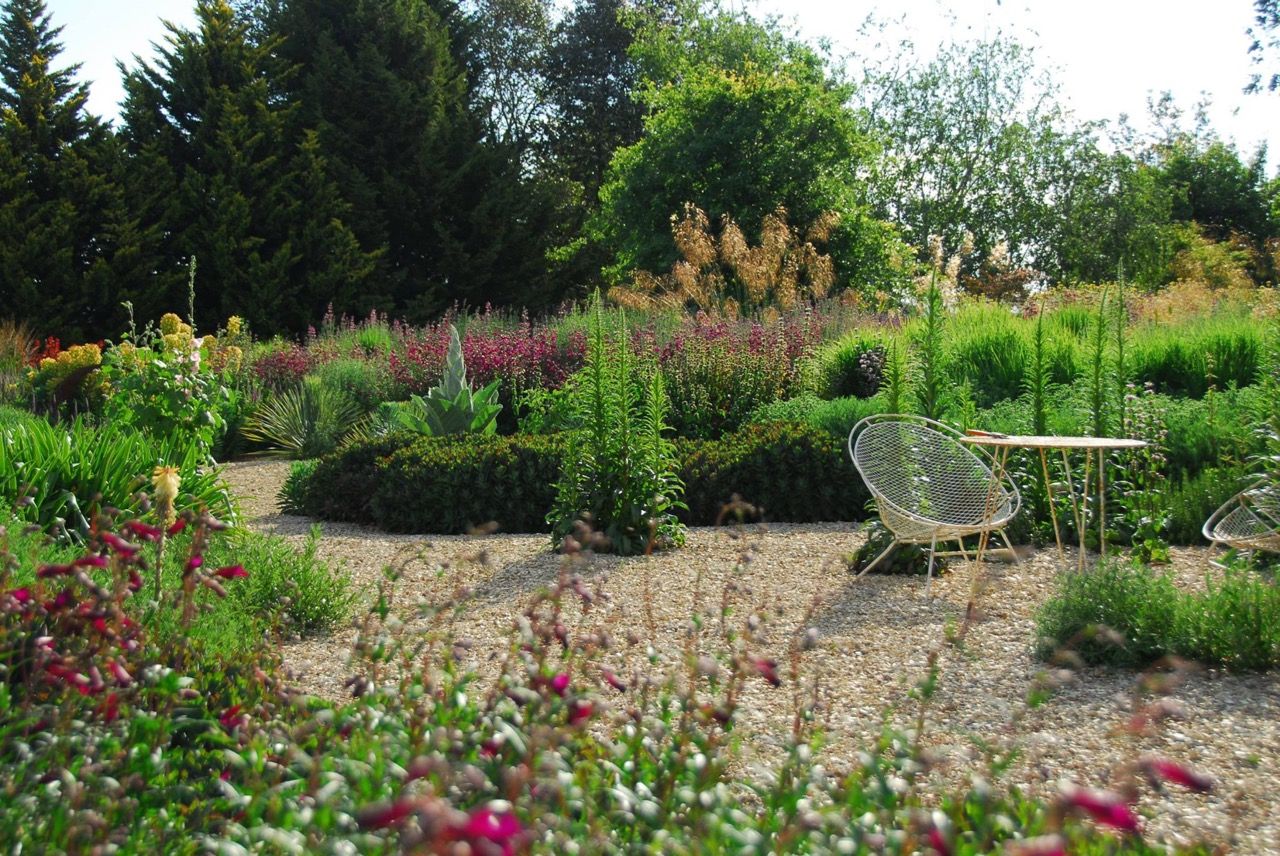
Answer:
961 433 1148 571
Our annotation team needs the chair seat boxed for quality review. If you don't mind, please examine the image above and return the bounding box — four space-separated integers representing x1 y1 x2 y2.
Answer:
1205 486 1280 552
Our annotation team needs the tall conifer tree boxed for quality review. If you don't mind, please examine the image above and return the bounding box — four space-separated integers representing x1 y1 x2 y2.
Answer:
119 0 375 335
0 0 133 338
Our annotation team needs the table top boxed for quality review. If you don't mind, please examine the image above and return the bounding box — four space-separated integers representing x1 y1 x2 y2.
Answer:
960 432 1148 450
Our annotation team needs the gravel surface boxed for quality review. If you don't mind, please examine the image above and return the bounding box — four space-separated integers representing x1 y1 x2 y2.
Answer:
224 458 1280 853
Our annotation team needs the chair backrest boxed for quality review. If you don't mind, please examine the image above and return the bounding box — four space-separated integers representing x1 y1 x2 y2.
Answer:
849 414 1016 527
1204 481 1280 550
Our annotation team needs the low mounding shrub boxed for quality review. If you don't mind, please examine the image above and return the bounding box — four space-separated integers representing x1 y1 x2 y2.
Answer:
375 434 564 534
1036 560 1280 670
680 422 869 524
290 433 424 524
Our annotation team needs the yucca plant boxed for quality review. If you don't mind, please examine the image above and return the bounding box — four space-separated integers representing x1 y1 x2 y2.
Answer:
241 376 363 459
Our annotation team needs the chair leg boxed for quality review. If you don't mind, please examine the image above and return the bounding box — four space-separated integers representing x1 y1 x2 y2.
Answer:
996 529 1020 564
954 538 971 563
925 533 938 597
857 539 899 578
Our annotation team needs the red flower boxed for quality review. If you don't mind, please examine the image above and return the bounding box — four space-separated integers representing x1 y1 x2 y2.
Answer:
74 554 109 569
167 518 188 536
127 570 143 592
100 533 139 558
568 699 594 726
927 826 952 856
213 564 248 579
44 588 75 611
1140 758 1213 793
753 658 781 687
1060 784 1140 833
549 672 570 696
97 693 120 723
357 798 417 830
446 807 524 856
46 663 91 694
36 564 73 578
109 659 133 686
219 705 246 730
186 555 204 572
602 669 628 693
123 521 162 542
6 587 32 605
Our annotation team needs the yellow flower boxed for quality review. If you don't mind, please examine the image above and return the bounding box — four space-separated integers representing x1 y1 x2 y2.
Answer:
225 345 243 373
201 334 218 352
39 357 55 371
160 313 183 335
162 333 189 353
152 465 181 526
226 316 243 337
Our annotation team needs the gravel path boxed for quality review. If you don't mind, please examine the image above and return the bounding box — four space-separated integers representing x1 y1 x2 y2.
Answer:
225 458 1280 853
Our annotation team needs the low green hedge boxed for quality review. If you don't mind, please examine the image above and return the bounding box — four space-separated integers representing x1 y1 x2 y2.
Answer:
293 423 870 533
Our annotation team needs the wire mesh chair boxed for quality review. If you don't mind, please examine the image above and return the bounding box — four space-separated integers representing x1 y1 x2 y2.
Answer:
1202 481 1280 556
848 414 1022 593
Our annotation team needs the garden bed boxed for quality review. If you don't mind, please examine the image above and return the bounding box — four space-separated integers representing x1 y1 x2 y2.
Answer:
227 459 1280 853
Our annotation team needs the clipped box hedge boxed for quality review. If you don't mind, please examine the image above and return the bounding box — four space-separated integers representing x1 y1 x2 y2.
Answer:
292 423 870 534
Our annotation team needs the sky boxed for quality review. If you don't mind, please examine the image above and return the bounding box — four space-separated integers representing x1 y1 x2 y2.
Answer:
44 0 1280 168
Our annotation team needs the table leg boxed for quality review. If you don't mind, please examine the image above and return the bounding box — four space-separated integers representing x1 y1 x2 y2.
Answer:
1098 447 1107 559
1039 448 1064 561
975 446 1010 566
1078 448 1092 573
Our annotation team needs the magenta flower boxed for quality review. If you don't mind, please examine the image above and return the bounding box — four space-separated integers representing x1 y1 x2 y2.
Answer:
926 826 952 856
753 658 782 687
73 555 109 569
44 589 75 611
123 521 162 542
447 807 524 856
550 672 570 696
602 668 628 693
109 659 133 686
7 587 33 605
213 564 248 579
167 518 188 536
1059 784 1140 833
185 555 203 572
357 798 418 830
219 705 246 730
1140 758 1213 793
36 563 73 578
100 532 139 558
568 699 595 726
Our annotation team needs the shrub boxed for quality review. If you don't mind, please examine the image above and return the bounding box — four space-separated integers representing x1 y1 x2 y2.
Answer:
312 356 393 412
241 376 365 459
1165 466 1249 545
0 415 234 538
749 394 884 439
1036 559 1280 670
250 339 314 392
550 296 686 553
371 434 564 534
680 422 868 524
808 330 887 399
291 433 415 524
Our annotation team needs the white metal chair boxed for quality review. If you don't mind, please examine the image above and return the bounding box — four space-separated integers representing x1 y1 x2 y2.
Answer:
1203 480 1280 556
848 414 1021 593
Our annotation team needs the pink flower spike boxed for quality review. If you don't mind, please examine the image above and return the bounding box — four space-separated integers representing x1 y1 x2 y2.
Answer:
45 589 74 611
74 555 109 569
602 668 628 693
213 564 248 579
36 564 73 578
1141 758 1213 793
123 521 162 542
550 672 570 696
166 518 187 536
1060 784 1141 833
7 588 33 605
185 555 203 572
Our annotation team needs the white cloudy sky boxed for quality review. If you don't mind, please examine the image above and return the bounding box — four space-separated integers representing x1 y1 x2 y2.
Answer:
45 0 1280 169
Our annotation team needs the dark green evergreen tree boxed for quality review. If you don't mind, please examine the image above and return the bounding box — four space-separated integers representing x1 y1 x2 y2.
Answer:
118 0 376 335
0 0 135 339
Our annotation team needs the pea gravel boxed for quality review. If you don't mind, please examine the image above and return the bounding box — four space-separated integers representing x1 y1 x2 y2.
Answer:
224 459 1280 853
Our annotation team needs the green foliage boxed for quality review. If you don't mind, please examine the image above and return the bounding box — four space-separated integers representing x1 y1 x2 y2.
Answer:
0 415 233 539
808 332 886 399
658 334 795 439
749 394 885 440
680 421 868 524
118 0 377 335
241 376 364 459
1165 465 1250 545
288 433 412 524
911 278 951 420
373 434 563 534
1127 314 1262 398
550 298 685 553
381 326 503 437
946 301 1029 408
312 356 393 413
848 520 949 576
0 0 138 340
595 58 906 294
280 458 318 515
1037 559 1280 671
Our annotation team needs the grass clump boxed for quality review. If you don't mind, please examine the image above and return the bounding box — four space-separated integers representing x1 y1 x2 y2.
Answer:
1036 559 1280 670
